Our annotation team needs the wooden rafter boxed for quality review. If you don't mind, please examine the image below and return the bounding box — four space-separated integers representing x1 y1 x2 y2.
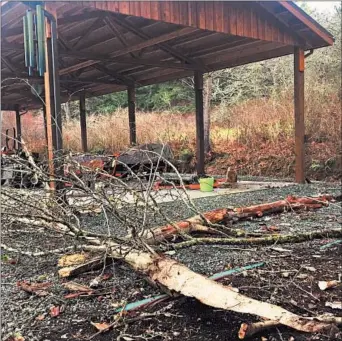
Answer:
257 1 309 48
58 11 103 26
93 64 135 86
1 40 23 52
109 27 197 58
110 14 206 70
59 50 199 70
57 26 198 78
71 17 103 50
279 1 334 45
1 56 17 73
103 16 137 58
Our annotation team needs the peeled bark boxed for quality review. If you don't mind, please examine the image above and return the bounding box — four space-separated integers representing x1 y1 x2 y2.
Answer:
100 244 336 334
67 241 338 335
58 256 108 278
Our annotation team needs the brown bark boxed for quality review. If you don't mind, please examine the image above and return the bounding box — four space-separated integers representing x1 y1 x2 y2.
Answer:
143 195 335 243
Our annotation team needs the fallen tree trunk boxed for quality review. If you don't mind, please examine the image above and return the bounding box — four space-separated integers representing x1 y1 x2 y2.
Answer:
140 195 335 243
75 242 338 335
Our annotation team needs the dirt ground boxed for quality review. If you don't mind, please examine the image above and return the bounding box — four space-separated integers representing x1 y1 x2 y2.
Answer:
1 181 341 341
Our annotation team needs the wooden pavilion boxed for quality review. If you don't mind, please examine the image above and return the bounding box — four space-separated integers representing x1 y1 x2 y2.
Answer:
1 1 334 183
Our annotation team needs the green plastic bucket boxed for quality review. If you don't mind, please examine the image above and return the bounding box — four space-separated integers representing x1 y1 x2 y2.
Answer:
199 177 214 192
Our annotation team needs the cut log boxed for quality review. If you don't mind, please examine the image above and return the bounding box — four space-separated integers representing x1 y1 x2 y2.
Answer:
141 195 335 243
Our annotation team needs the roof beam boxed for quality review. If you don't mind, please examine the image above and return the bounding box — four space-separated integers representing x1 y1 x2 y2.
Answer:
71 17 103 50
58 11 103 26
279 1 334 45
59 51 198 70
92 64 135 86
1 56 18 73
2 40 23 52
110 27 197 59
257 1 309 48
103 16 137 58
110 14 206 70
59 60 98 76
58 27 199 78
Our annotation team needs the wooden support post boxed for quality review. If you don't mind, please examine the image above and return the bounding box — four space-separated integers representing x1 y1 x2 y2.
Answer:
79 92 88 152
128 86 136 145
15 105 22 149
194 71 205 176
294 47 305 183
44 3 62 190
42 104 48 146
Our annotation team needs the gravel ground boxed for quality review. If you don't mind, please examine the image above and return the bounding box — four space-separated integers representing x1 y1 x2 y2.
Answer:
1 181 341 341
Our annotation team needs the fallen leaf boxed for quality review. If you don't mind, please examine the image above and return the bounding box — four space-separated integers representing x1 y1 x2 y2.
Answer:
101 273 112 281
8 258 18 265
325 301 342 310
303 266 316 272
318 280 340 291
17 281 51 296
268 225 280 232
58 266 75 278
62 281 92 293
90 321 111 331
122 337 134 341
64 292 83 299
282 272 290 278
58 253 88 267
36 314 45 321
50 306 60 317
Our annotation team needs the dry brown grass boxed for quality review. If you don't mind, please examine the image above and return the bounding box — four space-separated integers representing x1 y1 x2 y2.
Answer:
1 92 340 179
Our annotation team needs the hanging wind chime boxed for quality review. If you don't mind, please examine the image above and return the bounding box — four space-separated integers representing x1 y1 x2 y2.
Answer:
23 4 46 78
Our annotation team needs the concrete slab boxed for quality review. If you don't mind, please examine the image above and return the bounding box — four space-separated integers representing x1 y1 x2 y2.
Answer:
66 180 295 211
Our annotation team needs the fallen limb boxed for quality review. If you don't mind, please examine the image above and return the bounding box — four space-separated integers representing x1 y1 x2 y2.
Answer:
114 262 265 313
239 315 342 339
238 320 280 339
142 195 335 243
58 255 109 278
76 242 338 335
167 228 342 249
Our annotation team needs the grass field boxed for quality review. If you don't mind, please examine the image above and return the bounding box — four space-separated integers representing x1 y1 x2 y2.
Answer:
1 91 340 180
